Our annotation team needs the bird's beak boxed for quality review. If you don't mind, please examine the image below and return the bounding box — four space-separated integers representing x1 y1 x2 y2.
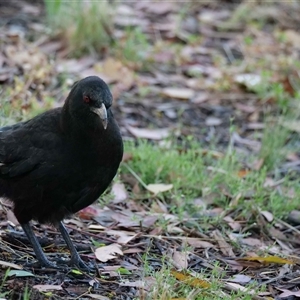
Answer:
90 104 108 129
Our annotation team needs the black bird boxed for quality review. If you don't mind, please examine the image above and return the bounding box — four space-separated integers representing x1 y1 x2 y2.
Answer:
0 76 123 270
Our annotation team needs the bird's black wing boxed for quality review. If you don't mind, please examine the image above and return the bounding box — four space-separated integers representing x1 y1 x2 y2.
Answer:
0 120 28 132
0 109 62 178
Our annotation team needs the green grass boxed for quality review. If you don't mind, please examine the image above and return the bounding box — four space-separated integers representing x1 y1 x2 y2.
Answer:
121 136 300 224
114 27 151 68
44 0 114 57
0 88 55 127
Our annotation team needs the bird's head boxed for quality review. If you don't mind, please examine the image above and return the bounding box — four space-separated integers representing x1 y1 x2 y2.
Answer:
64 76 113 130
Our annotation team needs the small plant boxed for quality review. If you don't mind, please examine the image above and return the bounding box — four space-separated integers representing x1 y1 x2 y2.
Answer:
44 0 115 57
114 27 151 69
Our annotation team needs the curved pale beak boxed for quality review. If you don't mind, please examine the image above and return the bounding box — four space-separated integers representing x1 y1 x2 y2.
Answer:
90 103 108 129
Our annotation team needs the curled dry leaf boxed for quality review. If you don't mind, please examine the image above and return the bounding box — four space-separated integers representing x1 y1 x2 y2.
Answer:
223 216 241 231
205 117 222 126
6 209 19 226
227 274 252 284
171 270 210 288
120 277 156 291
240 256 294 265
146 183 173 195
0 260 23 270
77 205 103 220
185 238 214 249
33 285 63 292
95 243 123 262
111 182 128 204
211 229 235 257
277 289 300 298
284 29 300 49
260 210 274 222
87 295 110 300
105 229 137 245
126 125 170 140
280 120 300 133
95 57 134 91
122 152 133 163
241 237 263 247
172 250 188 269
162 87 195 100
234 74 261 90
225 282 254 294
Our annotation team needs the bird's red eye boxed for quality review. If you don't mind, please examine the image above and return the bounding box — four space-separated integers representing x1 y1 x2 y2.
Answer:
83 96 90 103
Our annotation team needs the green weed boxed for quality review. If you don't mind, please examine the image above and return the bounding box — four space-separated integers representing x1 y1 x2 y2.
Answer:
44 0 114 57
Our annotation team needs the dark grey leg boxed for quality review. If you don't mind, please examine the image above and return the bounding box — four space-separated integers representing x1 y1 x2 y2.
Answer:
58 221 90 271
21 222 56 268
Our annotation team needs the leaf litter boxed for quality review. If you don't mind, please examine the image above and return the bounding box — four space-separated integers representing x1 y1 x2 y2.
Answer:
1 1 300 299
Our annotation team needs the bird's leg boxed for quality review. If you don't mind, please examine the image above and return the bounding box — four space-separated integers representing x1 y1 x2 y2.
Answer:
58 221 91 271
21 222 56 268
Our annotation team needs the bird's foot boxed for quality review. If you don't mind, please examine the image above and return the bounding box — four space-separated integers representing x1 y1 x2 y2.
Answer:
25 260 61 270
76 260 93 272
57 256 94 273
71 256 94 273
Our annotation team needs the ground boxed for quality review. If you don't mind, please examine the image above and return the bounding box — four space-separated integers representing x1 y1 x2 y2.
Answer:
1 1 300 299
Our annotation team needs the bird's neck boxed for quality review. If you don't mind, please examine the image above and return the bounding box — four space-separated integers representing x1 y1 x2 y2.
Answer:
60 104 107 142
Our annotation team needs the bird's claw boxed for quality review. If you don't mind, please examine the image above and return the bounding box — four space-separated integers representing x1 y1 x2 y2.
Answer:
57 256 93 273
24 260 61 270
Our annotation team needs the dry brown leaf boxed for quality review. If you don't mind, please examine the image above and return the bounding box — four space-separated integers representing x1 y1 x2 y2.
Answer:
172 251 188 269
205 117 222 126
260 210 274 222
119 280 145 288
123 248 144 254
284 29 300 48
241 237 263 247
240 256 294 265
223 216 241 231
77 205 103 220
64 218 84 228
6 209 19 226
280 120 300 133
211 229 235 257
122 152 133 162
235 74 261 90
225 282 254 294
146 183 173 195
95 58 134 91
119 277 155 291
171 270 210 288
252 158 264 170
33 285 62 292
57 56 95 73
162 87 195 100
87 294 110 300
223 259 244 272
237 169 250 178
105 230 137 245
111 182 128 204
95 244 123 262
191 92 210 104
151 200 168 213
141 2 174 15
227 274 252 284
167 225 184 234
185 238 214 249
0 260 23 270
277 288 300 298
88 224 105 231
126 125 170 140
